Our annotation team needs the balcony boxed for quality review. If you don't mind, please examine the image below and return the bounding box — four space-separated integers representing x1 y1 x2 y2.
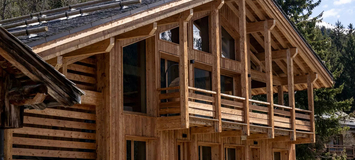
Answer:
157 86 313 139
327 145 355 159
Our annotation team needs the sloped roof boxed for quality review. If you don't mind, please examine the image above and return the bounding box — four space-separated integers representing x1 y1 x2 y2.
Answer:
1 0 334 88
6 0 165 47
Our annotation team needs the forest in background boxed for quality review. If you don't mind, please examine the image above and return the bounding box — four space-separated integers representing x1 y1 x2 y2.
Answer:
0 0 91 20
1 0 355 159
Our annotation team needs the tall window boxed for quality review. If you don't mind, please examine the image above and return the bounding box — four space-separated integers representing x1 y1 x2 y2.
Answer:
126 140 146 160
194 68 212 91
193 16 210 53
221 75 234 95
199 146 212 160
123 40 147 113
221 27 236 60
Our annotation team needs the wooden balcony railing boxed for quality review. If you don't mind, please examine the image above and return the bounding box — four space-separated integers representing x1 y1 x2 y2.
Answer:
157 87 313 133
327 145 355 159
158 86 180 116
220 93 245 123
188 87 217 120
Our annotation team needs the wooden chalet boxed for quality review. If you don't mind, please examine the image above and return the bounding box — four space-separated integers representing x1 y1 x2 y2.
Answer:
1 0 334 159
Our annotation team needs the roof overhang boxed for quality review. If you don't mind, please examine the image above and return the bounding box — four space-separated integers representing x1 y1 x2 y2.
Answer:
0 27 84 106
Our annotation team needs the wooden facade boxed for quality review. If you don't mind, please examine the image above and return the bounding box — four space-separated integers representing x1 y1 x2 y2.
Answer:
2 0 334 159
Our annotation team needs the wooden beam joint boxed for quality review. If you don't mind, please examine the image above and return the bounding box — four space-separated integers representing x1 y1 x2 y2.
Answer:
117 22 157 40
247 19 275 33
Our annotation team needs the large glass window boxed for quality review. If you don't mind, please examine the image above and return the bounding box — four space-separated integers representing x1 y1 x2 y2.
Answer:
221 75 234 95
194 68 212 91
193 16 210 53
199 146 212 160
221 27 236 60
126 140 146 160
123 40 146 113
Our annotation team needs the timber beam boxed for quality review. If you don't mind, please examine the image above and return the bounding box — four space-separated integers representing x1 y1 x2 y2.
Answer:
255 48 298 61
239 0 250 137
179 9 190 129
247 19 276 33
193 0 224 13
157 9 193 26
247 133 268 140
117 22 157 40
191 126 215 134
220 130 242 137
61 37 115 59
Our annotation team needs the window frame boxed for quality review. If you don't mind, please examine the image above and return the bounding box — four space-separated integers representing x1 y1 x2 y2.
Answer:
221 26 237 61
122 40 148 114
192 14 211 53
126 138 149 160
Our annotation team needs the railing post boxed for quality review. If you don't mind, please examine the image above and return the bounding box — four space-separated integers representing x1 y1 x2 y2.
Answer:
211 1 223 132
264 20 276 139
307 73 317 143
238 0 250 137
179 9 193 129
287 48 298 141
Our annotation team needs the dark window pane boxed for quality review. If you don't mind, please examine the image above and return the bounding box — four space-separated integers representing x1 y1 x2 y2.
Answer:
193 16 210 53
222 27 235 60
274 152 281 160
178 145 181 160
167 61 179 87
194 68 212 91
160 27 179 44
127 140 132 160
221 75 234 95
201 146 212 160
161 59 166 89
123 40 147 113
134 141 146 160
227 148 236 160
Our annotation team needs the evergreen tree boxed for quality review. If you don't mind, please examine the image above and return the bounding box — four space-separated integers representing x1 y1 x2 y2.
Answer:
275 0 353 159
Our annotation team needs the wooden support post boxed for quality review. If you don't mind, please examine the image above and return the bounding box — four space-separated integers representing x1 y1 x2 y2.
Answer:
287 48 296 141
308 73 317 143
54 56 63 70
264 20 274 139
211 8 222 132
179 14 190 129
238 0 250 137
4 129 13 160
278 86 284 105
115 39 124 160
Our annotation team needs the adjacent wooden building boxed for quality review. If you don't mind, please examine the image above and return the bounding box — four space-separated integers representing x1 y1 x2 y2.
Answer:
1 0 334 159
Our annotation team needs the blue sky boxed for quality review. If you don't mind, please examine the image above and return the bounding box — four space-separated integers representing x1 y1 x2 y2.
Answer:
312 0 355 27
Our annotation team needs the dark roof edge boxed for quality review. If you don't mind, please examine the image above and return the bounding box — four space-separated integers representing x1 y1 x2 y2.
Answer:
27 0 169 47
271 0 334 82
0 27 84 106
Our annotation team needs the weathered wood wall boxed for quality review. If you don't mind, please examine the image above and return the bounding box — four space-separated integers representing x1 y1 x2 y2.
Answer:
4 57 101 160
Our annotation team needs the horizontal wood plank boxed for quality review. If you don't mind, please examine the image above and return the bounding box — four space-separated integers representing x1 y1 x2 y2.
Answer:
67 64 96 74
13 137 96 149
13 127 96 139
189 93 215 102
24 116 96 130
25 108 95 120
188 101 214 111
12 148 95 159
67 73 96 84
